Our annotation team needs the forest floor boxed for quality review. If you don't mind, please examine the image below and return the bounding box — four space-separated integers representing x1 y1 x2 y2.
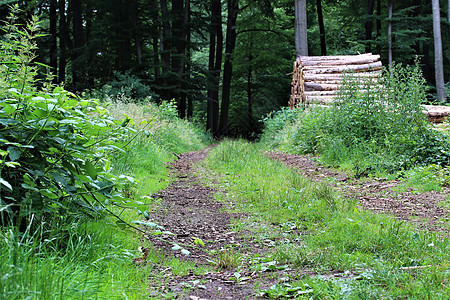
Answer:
142 147 449 299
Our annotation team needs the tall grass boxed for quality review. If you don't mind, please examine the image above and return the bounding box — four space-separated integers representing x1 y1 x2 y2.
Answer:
205 140 450 299
1 100 211 299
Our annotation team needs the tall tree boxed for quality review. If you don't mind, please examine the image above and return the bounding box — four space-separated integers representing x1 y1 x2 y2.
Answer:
294 0 308 56
58 0 68 84
172 0 187 117
432 0 447 102
219 0 239 135
207 0 222 136
316 0 326 55
376 0 381 54
388 0 393 67
49 0 57 83
71 0 85 89
365 0 375 53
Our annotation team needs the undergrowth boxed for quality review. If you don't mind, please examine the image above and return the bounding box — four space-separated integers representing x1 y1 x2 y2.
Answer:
260 63 450 181
205 140 450 299
0 8 210 299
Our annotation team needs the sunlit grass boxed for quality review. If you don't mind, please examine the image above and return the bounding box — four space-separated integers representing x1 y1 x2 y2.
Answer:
205 140 450 299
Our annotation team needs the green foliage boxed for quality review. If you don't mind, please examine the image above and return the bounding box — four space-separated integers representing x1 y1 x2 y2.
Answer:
258 106 304 148
0 11 211 299
0 13 137 230
261 63 450 176
398 164 450 192
206 140 450 299
94 71 157 103
0 218 154 299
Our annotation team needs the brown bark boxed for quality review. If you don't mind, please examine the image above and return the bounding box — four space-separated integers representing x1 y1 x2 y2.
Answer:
376 0 381 54
185 0 193 119
132 0 143 67
206 0 223 136
160 0 171 76
172 0 187 118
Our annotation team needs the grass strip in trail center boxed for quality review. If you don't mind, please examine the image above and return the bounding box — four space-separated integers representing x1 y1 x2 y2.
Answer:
204 140 449 299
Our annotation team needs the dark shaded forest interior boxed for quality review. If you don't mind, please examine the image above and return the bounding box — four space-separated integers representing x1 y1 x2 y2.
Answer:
1 0 449 138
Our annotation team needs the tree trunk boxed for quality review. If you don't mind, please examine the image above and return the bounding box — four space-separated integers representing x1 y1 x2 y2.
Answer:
207 0 218 134
150 0 161 81
376 0 381 54
388 0 393 68
172 0 187 118
207 0 222 136
160 0 171 76
213 0 223 136
159 0 171 100
71 0 84 90
132 1 143 68
58 0 67 84
294 0 308 56
365 0 375 53
218 0 239 135
247 51 253 130
316 0 326 56
185 0 193 119
49 0 57 83
432 0 447 102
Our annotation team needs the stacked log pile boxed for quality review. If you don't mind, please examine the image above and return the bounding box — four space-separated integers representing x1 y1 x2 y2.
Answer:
288 53 450 123
289 53 382 108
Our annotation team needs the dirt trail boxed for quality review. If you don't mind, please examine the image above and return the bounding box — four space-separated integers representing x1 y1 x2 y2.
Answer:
144 147 449 299
146 147 308 299
267 152 450 234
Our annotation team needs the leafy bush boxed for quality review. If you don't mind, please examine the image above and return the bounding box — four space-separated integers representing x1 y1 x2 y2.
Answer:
259 106 304 148
260 63 450 175
0 10 133 230
95 71 157 103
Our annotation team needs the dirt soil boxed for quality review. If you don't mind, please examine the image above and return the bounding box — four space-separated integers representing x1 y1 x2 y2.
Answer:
143 148 449 299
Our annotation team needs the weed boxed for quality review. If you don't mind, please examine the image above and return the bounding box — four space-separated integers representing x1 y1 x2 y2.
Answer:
213 247 243 270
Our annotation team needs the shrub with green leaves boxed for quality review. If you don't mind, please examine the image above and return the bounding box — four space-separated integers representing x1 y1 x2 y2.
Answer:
0 10 133 229
261 62 450 175
259 106 304 148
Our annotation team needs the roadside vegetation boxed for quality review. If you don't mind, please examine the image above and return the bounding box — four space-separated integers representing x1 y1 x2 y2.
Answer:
205 140 449 298
260 63 450 190
0 15 209 299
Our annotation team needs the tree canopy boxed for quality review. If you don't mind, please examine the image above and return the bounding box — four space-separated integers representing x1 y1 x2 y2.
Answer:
0 0 448 137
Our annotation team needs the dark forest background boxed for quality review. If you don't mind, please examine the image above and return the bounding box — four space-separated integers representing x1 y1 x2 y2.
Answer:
1 0 449 137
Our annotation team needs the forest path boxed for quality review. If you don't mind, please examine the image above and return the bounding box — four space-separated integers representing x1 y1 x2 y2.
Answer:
144 146 449 299
146 146 304 299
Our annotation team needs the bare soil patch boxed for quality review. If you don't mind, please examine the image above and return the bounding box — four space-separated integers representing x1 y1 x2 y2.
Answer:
266 152 450 234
